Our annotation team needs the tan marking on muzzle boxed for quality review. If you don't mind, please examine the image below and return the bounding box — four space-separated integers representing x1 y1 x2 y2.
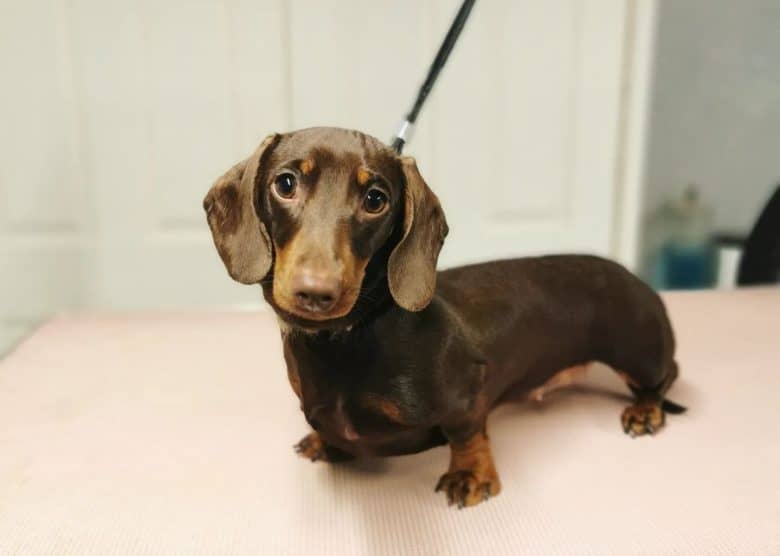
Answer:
272 224 369 320
336 224 369 306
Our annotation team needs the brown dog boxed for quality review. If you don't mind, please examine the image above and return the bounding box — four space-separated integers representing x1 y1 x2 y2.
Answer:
204 127 684 508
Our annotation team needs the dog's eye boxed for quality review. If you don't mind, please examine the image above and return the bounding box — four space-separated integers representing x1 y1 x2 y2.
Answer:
363 188 388 214
273 173 297 199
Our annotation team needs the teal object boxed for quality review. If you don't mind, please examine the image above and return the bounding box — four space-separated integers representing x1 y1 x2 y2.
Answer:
646 186 715 290
661 243 717 289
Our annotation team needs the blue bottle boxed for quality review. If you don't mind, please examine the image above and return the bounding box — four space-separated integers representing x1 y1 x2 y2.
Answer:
647 187 717 290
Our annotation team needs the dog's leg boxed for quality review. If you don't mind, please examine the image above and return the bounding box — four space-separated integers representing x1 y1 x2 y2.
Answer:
618 360 684 437
294 431 354 463
435 424 501 508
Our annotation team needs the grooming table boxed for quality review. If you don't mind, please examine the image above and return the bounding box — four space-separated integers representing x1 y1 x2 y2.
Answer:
1 289 778 555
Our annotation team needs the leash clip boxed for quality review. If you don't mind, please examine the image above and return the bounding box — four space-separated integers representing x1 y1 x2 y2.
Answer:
389 0 476 154
395 119 415 143
391 119 415 153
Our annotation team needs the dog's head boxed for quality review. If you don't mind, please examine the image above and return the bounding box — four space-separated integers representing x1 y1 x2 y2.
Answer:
203 127 448 328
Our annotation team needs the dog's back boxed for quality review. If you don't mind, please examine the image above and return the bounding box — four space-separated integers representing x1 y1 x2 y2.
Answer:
436 255 675 404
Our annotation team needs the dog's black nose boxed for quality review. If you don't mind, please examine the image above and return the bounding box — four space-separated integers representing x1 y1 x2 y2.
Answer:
291 269 341 313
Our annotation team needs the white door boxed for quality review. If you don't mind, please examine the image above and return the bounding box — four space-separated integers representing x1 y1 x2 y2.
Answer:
1 0 644 353
290 0 630 267
1 0 92 350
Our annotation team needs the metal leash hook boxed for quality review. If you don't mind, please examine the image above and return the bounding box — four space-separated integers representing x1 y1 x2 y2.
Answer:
391 0 477 154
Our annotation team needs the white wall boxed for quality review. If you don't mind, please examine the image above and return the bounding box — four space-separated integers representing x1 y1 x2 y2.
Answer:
644 0 780 235
0 0 645 355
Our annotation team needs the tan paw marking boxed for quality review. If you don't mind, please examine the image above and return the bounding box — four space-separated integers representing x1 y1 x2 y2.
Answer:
294 432 328 462
621 403 665 437
435 469 501 509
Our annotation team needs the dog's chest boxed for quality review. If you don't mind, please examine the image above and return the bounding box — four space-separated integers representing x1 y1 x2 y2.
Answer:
285 334 436 445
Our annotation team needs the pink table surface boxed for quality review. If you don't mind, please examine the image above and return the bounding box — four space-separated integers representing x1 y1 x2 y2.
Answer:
1 288 779 555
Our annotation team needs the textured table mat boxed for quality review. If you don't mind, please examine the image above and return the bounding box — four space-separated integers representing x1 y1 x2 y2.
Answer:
1 289 779 555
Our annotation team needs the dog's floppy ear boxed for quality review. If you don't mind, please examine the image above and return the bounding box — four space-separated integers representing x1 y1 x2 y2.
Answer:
388 157 449 311
203 133 280 284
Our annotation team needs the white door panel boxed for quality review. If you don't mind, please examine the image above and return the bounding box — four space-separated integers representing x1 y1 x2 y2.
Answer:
288 0 437 165
0 0 91 348
67 0 289 309
428 0 625 267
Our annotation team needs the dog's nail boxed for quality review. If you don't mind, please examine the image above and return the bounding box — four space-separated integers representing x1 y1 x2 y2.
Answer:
449 486 461 506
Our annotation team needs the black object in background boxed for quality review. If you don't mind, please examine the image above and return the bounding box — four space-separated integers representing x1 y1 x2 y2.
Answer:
737 185 780 285
391 0 476 154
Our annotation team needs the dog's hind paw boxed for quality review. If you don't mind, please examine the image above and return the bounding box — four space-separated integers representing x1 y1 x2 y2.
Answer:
621 403 665 437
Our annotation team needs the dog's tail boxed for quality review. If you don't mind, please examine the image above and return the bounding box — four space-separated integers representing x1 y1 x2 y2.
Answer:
661 398 688 414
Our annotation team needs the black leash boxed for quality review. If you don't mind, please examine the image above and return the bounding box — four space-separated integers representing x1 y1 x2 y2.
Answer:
391 0 477 154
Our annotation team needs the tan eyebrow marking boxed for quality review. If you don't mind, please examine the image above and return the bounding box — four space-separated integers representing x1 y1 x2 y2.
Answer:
300 159 315 175
356 167 373 187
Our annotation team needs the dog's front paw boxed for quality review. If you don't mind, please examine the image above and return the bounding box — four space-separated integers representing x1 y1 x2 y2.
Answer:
435 469 501 509
294 432 355 463
294 432 328 462
621 403 665 437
